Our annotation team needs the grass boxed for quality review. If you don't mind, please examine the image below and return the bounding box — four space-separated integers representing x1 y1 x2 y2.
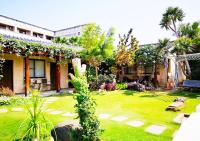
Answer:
0 90 200 141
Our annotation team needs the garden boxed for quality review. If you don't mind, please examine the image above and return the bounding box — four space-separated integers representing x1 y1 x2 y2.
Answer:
0 6 200 141
0 90 200 141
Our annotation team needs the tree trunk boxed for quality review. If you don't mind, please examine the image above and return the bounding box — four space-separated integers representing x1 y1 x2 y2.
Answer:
95 67 98 84
153 63 158 88
183 52 191 77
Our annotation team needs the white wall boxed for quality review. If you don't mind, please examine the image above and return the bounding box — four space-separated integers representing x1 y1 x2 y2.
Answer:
0 16 54 37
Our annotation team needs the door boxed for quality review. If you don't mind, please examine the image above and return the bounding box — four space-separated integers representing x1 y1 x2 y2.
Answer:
0 60 13 90
50 62 56 90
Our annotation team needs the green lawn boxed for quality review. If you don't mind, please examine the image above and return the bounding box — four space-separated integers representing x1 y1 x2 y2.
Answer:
0 90 200 141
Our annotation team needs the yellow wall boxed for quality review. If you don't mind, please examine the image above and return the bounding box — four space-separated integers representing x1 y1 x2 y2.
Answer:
157 64 167 87
3 54 69 93
60 63 68 89
3 54 24 93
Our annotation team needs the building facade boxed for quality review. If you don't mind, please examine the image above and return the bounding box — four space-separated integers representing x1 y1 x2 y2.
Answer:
0 15 84 94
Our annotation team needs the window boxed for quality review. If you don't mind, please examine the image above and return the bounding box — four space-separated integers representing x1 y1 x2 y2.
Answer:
18 28 30 35
0 23 6 29
46 35 54 40
33 32 43 38
30 60 45 78
8 26 14 31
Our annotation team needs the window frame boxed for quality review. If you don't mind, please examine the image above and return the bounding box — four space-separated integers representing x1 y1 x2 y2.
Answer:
29 59 46 78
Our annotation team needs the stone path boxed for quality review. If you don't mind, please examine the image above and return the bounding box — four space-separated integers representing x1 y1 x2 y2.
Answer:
49 110 63 115
43 98 58 105
0 109 8 113
45 108 54 112
173 113 185 124
62 112 75 117
111 116 128 122
11 108 24 112
127 120 144 127
99 114 110 119
0 103 170 137
145 125 167 135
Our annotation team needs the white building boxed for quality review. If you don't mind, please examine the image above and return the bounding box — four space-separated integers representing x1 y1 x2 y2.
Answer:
0 15 86 43
55 24 86 38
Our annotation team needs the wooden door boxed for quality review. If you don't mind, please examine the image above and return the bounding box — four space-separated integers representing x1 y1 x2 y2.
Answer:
0 60 13 90
50 62 56 90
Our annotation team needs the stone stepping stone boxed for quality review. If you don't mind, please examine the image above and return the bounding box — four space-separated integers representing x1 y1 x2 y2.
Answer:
49 110 63 115
45 109 54 112
62 112 75 117
99 114 110 119
47 97 58 101
111 116 128 122
12 108 24 112
127 120 144 127
173 113 185 124
0 109 8 113
173 113 189 124
145 125 167 135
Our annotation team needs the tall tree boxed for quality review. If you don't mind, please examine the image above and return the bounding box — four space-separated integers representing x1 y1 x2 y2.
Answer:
135 39 170 87
54 36 80 46
115 29 139 66
160 6 184 37
80 23 115 82
178 22 200 39
160 6 192 77
115 29 139 81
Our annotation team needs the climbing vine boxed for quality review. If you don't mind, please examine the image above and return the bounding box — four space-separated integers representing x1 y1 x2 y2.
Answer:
0 36 5 80
0 35 78 79
70 59 101 141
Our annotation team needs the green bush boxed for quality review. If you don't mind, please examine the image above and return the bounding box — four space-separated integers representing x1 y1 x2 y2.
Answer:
0 96 31 106
70 67 101 141
14 90 52 141
0 96 10 105
116 83 128 90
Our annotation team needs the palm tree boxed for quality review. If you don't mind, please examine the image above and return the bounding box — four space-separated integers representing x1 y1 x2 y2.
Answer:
160 7 184 37
178 22 200 39
160 6 192 77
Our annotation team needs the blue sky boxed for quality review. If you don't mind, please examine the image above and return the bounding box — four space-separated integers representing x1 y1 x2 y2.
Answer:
0 0 199 44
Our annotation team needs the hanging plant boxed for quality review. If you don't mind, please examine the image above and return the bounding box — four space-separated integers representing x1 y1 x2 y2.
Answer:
0 35 80 79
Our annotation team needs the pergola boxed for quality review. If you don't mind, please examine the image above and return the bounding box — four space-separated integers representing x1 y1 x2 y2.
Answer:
174 53 200 88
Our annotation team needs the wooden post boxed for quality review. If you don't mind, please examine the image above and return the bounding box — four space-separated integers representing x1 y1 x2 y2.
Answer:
25 57 30 96
56 56 61 92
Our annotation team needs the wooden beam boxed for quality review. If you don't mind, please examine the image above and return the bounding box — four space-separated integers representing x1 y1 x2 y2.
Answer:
55 56 61 92
25 57 30 96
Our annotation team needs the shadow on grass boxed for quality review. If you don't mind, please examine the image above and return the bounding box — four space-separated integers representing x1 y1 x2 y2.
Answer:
122 90 138 96
168 90 200 99
139 91 174 102
46 93 73 97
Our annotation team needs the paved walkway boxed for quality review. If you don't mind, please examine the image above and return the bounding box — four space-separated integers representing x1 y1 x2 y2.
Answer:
0 106 168 135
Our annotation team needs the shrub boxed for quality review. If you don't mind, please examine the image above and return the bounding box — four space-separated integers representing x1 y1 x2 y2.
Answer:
105 82 116 91
127 82 145 92
0 87 15 96
116 83 128 90
89 74 116 90
0 96 10 105
0 96 31 106
70 66 101 141
14 90 52 141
